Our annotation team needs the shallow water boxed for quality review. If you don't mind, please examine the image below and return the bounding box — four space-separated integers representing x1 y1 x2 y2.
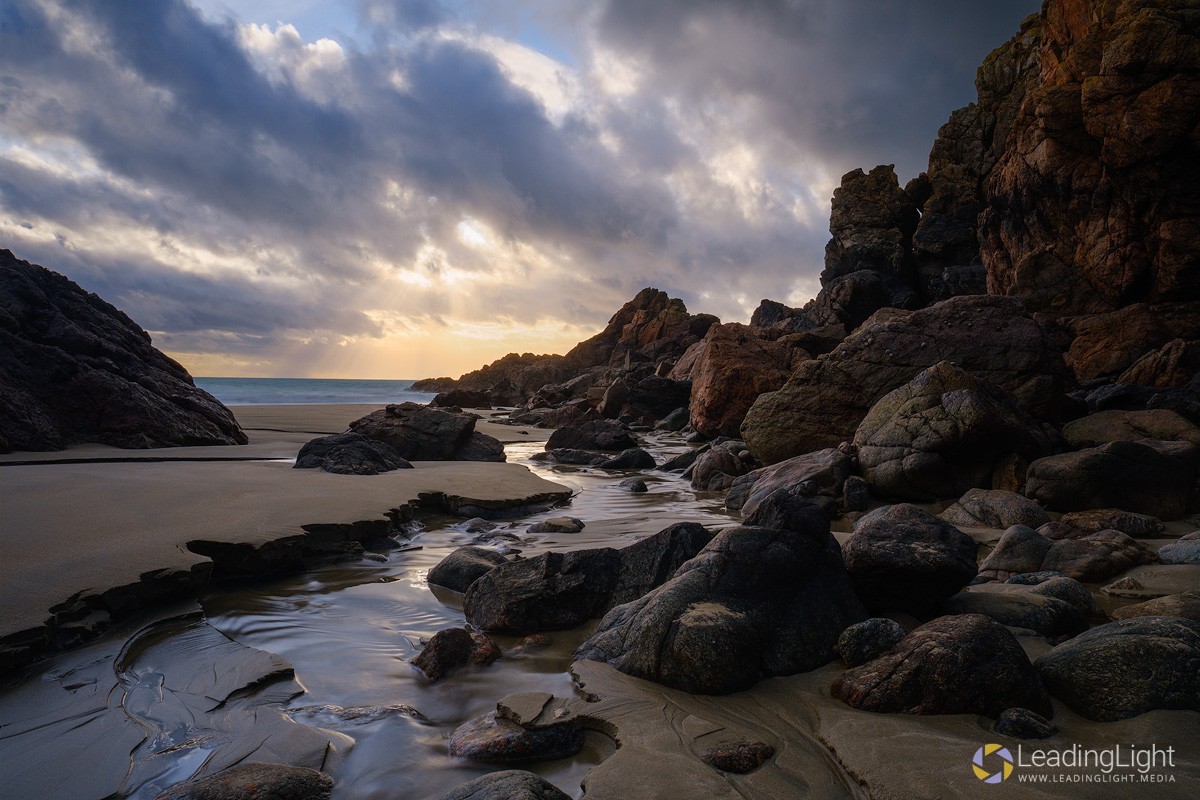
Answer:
2 431 736 800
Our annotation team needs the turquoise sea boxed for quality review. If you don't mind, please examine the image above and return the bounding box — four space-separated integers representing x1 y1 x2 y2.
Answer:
194 377 437 406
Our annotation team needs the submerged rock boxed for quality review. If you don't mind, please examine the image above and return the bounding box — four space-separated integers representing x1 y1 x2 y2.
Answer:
293 432 412 475
448 712 583 763
1034 617 1200 721
527 517 584 534
412 628 501 682
830 614 1051 717
575 510 865 695
841 504 978 614
436 770 571 800
155 763 333 800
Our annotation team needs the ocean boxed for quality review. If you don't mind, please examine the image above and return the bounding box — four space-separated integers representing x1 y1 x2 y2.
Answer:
194 377 437 406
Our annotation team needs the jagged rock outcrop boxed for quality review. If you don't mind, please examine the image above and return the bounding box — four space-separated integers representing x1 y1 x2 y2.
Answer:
981 0 1200 314
348 402 504 462
822 165 920 287
741 295 1066 464
0 250 247 452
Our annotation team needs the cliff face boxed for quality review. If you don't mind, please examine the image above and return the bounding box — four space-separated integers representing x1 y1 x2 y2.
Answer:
0 250 247 452
980 0 1200 313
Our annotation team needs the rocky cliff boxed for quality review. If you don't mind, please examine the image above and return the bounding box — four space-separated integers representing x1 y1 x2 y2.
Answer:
0 250 247 452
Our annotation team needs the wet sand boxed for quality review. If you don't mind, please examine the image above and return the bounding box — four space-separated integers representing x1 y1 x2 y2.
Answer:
0 405 564 645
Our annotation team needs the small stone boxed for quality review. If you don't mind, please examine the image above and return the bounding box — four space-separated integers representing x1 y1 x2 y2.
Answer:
994 708 1057 740
527 517 585 534
702 740 776 774
618 477 648 493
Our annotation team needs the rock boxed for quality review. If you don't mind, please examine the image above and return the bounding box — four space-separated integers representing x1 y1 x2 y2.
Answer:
854 362 1052 501
1119 339 1200 389
448 712 583 763
618 477 648 493
431 389 493 409
702 741 776 774
659 448 702 472
576 515 865 694
465 523 713 634
1101 576 1146 597
842 504 978 614
1063 305 1200 382
599 448 656 469
1057 509 1165 538
742 296 1066 464
940 489 1049 530
689 444 755 491
428 546 508 593
563 288 718 371
685 323 797 438
742 492 832 533
994 708 1057 740
627 376 693 421
530 448 608 466
1025 440 1198 519
544 420 637 452
436 770 571 800
349 402 504 462
834 618 907 667
821 165 919 285
1111 591 1200 624
598 379 629 418
831 614 1051 717
412 628 500 681
0 250 248 451
939 590 1086 638
1081 380 1200 426
1034 617 1200 721
981 0 1200 315
1160 540 1200 565
842 475 870 512
655 407 689 431
293 432 413 475
414 353 574 407
726 448 853 514
977 525 1053 580
527 517 584 534
1062 409 1200 449
1028 576 1103 618
1005 571 1066 586
154 763 333 800
807 270 920 333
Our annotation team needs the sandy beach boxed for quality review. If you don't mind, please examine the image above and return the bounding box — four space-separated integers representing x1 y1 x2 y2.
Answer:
0 405 562 654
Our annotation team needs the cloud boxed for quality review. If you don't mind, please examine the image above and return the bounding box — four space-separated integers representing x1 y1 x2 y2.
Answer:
0 0 1037 377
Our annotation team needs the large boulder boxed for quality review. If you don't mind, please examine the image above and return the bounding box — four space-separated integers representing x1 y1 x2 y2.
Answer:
1025 440 1198 519
688 442 757 492
939 488 1050 530
576 509 865 694
841 504 978 614
448 712 583 763
427 547 508 593
563 288 718 370
821 165 919 285
0 250 248 452
1062 409 1200 449
1111 591 1200 624
981 0 1200 315
154 764 332 800
854 362 1052 500
1062 304 1200 382
293 433 412 475
349 403 504 462
725 448 853 514
939 590 1087 638
1119 338 1200 389
685 323 797 438
741 295 1066 464
807 270 920 332
830 614 1051 717
1034 617 1200 721
464 523 713 634
979 524 1157 583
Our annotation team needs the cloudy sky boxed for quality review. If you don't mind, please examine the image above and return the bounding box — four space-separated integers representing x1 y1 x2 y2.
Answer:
1 0 1038 379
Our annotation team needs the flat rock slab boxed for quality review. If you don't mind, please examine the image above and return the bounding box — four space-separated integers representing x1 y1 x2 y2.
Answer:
1 456 568 640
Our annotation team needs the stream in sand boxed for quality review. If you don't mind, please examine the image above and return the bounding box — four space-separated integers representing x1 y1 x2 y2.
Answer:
0 433 740 800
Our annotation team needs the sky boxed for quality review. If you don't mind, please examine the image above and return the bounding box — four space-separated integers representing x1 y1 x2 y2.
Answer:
0 0 1039 379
